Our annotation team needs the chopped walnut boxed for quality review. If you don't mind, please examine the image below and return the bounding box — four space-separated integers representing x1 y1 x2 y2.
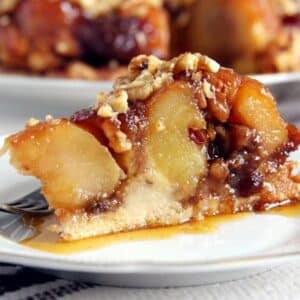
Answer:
26 117 40 127
128 55 161 76
45 115 54 122
110 53 220 104
102 121 132 153
198 55 220 73
203 80 214 99
116 58 173 100
115 130 132 152
110 90 129 113
44 115 61 125
174 53 199 74
97 104 116 118
93 53 221 119
96 90 129 118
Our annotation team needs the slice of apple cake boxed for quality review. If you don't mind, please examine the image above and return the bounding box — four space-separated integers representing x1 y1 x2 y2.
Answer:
2 53 300 240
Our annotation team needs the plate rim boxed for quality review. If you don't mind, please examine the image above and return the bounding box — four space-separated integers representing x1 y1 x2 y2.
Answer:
1 247 300 274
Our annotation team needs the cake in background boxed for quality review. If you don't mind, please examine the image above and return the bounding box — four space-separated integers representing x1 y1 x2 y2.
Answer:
0 0 299 79
171 0 300 74
0 0 169 79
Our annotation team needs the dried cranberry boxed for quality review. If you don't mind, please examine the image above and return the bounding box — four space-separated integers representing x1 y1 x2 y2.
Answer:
73 15 155 63
237 171 264 197
282 13 300 27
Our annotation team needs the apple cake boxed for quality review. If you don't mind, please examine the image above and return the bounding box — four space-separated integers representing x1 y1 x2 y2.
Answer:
1 0 300 78
2 52 300 240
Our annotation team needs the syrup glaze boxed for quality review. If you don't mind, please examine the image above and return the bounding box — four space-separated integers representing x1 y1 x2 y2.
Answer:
21 204 300 255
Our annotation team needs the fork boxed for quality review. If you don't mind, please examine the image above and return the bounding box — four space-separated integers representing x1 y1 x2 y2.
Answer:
0 189 53 241
0 189 53 216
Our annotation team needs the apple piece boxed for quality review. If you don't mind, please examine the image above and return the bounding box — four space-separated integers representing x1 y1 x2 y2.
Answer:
230 78 288 154
146 81 207 198
3 120 124 210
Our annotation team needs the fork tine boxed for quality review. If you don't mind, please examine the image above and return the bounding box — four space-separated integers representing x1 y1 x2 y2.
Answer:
0 213 35 242
8 189 42 206
0 189 53 241
10 198 37 209
0 214 22 230
0 189 53 216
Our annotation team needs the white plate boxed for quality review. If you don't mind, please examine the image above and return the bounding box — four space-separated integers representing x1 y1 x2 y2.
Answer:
0 75 112 135
0 134 300 287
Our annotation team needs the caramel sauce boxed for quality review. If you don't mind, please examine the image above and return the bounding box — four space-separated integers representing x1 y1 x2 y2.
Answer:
265 202 300 217
22 213 250 255
20 203 300 255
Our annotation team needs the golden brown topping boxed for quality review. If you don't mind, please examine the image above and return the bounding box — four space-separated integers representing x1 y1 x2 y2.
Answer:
26 117 40 127
198 55 220 73
114 55 173 100
27 115 62 128
110 90 129 113
96 90 129 118
97 104 116 118
110 53 220 104
174 53 199 74
45 114 54 122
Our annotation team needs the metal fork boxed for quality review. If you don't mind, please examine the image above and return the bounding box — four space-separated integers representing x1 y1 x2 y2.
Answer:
0 189 53 241
0 189 53 216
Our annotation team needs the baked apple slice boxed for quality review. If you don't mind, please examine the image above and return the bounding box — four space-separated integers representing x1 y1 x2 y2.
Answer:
3 120 124 210
2 53 300 240
146 81 207 198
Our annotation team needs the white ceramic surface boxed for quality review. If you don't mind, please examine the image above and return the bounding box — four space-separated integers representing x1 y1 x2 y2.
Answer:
0 75 112 135
0 133 300 287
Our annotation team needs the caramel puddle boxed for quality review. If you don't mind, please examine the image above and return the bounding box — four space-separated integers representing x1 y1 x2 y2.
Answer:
21 213 248 254
21 203 300 255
